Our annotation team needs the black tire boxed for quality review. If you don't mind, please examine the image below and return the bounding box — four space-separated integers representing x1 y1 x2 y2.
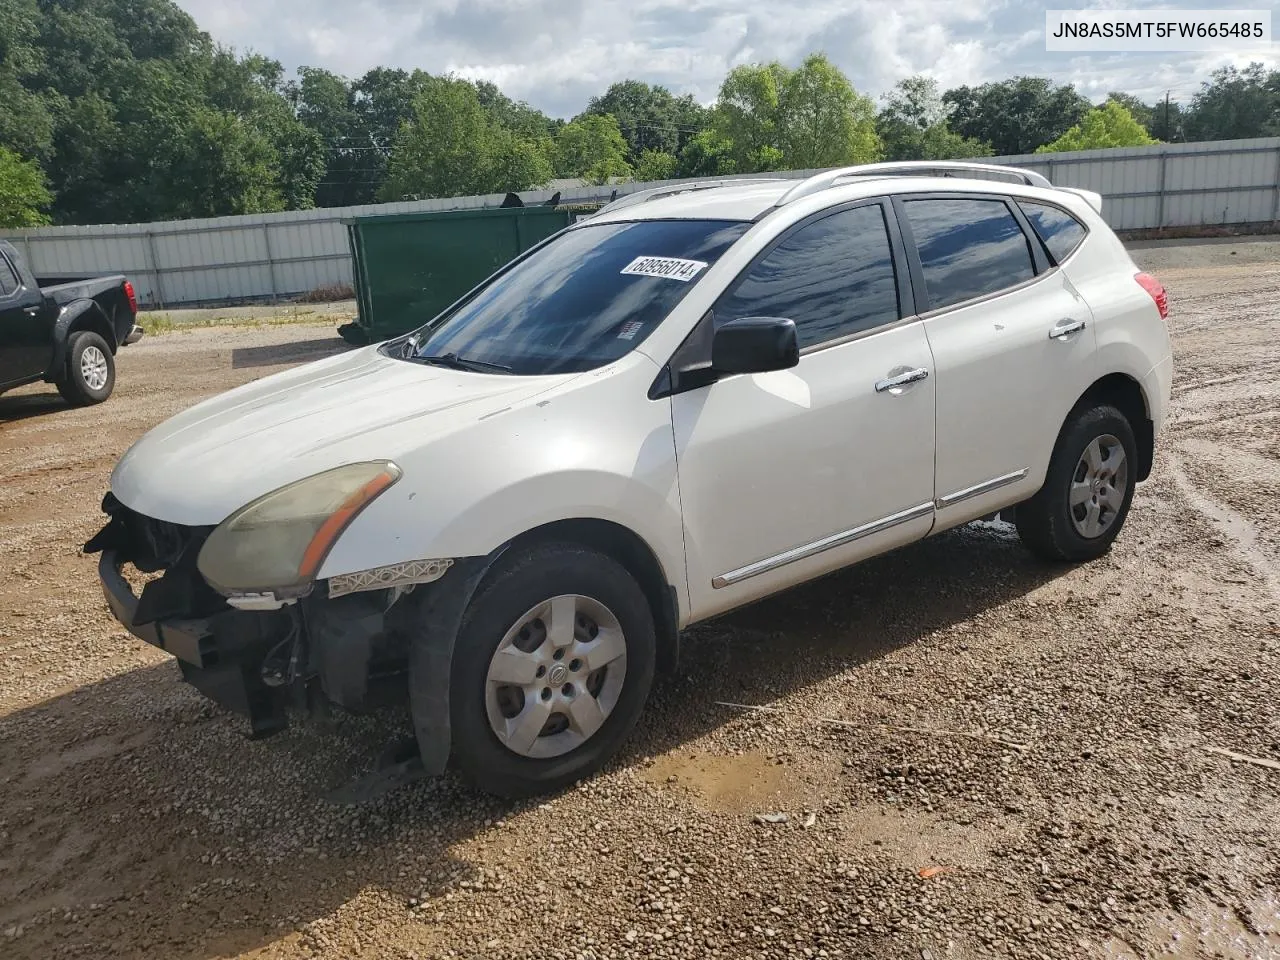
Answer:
448 543 656 798
57 331 115 406
1016 404 1138 562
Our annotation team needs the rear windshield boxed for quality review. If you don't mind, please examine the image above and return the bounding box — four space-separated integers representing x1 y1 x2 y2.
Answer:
397 219 749 375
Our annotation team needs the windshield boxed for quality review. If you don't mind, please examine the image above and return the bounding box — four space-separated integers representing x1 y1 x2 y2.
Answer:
398 219 749 375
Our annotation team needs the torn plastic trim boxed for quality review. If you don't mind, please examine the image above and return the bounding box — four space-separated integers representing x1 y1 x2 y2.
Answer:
327 558 455 599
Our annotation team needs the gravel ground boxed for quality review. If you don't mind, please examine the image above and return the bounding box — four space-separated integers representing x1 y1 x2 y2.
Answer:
1 240 1278 960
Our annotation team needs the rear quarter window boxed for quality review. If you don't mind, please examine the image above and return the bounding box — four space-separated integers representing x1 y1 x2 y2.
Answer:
902 198 1035 310
1018 201 1087 263
0 255 18 297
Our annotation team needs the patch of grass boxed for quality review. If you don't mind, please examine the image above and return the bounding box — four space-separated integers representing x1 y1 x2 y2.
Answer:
296 283 355 303
143 313 179 335
139 310 355 336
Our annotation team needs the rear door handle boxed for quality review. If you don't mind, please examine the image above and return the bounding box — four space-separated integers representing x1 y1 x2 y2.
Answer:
1049 318 1087 340
23 306 41 316
875 367 930 393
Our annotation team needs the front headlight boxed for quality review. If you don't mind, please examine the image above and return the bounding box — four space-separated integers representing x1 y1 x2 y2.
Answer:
197 461 402 596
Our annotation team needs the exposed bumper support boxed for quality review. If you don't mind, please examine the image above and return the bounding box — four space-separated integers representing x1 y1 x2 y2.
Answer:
98 550 215 666
98 549 289 736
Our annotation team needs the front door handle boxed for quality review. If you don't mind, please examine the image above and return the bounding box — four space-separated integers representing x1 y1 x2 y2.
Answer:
875 367 930 393
1049 318 1087 340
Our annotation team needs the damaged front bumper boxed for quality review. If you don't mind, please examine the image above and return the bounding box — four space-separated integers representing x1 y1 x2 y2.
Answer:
88 492 492 785
88 495 435 740
97 547 300 736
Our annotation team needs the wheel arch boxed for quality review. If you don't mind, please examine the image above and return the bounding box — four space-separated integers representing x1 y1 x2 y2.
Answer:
1072 372 1154 481
48 300 118 380
501 518 682 674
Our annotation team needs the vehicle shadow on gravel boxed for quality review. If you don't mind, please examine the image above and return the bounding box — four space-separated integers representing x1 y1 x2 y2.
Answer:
0 521 1066 958
0 391 71 423
230 336 354 369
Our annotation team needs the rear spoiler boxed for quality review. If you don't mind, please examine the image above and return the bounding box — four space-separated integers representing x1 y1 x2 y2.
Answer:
1056 186 1104 214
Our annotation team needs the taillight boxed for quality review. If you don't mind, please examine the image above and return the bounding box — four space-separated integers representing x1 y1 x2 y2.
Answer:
1134 272 1168 321
123 280 138 316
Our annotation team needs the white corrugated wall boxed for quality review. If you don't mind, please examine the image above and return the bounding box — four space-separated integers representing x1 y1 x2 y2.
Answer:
3 138 1278 307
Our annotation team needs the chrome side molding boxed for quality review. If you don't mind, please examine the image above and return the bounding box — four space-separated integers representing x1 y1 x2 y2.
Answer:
936 469 1029 509
712 501 935 589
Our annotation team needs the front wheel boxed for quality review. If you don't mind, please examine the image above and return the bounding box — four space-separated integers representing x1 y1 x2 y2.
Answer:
57 331 115 406
447 544 656 797
1016 404 1138 562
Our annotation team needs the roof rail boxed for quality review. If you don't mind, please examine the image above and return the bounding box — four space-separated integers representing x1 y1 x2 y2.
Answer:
775 161 1053 207
592 178 789 217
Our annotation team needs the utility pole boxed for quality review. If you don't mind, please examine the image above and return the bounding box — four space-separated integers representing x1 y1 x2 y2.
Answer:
1164 90 1171 141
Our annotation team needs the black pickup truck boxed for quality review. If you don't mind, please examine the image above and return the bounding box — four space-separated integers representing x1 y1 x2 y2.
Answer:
0 238 141 406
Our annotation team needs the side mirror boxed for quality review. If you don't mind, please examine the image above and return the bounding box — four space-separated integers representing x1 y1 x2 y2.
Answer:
711 316 799 374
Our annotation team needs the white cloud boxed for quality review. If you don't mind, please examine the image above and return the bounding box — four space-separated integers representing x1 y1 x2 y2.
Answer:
173 0 1278 115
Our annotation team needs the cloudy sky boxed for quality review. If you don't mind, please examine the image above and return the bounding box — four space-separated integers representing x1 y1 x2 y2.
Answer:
174 0 1277 116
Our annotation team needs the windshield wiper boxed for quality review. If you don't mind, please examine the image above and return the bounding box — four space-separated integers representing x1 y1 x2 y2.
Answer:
411 351 512 374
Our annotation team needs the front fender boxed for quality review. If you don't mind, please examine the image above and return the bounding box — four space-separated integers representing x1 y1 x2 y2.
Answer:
316 356 689 614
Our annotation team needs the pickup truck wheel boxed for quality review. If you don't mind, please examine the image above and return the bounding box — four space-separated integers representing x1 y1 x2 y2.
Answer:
448 544 656 798
1016 404 1137 562
57 331 115 406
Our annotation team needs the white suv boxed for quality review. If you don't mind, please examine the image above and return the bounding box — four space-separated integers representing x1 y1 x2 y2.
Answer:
90 162 1173 797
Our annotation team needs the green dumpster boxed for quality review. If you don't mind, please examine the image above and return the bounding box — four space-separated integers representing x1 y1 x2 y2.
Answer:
339 205 573 344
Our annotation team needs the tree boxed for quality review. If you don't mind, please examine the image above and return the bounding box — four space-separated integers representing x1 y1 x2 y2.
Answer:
293 67 371 208
1037 101 1159 152
159 107 285 217
880 75 949 130
554 114 632 183
918 125 993 160
0 0 333 222
634 149 678 182
487 129 556 194
380 76 552 200
877 76 992 161
1183 63 1279 141
710 54 880 172
777 54 880 169
1105 92 1155 134
0 0 54 160
944 77 1091 155
712 61 787 171
476 80 559 141
584 80 707 161
675 129 737 177
0 145 51 226
205 51 325 210
1146 98 1185 142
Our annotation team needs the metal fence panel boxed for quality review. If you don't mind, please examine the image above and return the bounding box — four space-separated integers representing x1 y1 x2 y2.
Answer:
4 137 1279 308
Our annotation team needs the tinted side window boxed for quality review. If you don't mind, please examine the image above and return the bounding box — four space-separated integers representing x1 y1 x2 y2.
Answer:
1018 201 1087 262
903 199 1035 310
410 219 749 375
715 204 899 349
0 256 18 297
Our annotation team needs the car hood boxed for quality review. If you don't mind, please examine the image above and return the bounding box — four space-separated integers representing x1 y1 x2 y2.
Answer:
111 345 574 525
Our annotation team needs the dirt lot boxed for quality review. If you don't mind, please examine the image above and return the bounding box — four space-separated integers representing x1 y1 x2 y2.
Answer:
1 240 1278 960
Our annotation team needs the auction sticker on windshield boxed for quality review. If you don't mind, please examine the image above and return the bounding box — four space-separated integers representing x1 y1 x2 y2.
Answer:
620 256 708 282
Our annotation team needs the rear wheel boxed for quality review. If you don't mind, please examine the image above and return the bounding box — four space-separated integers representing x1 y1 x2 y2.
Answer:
448 543 655 797
1016 404 1138 562
57 331 115 406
